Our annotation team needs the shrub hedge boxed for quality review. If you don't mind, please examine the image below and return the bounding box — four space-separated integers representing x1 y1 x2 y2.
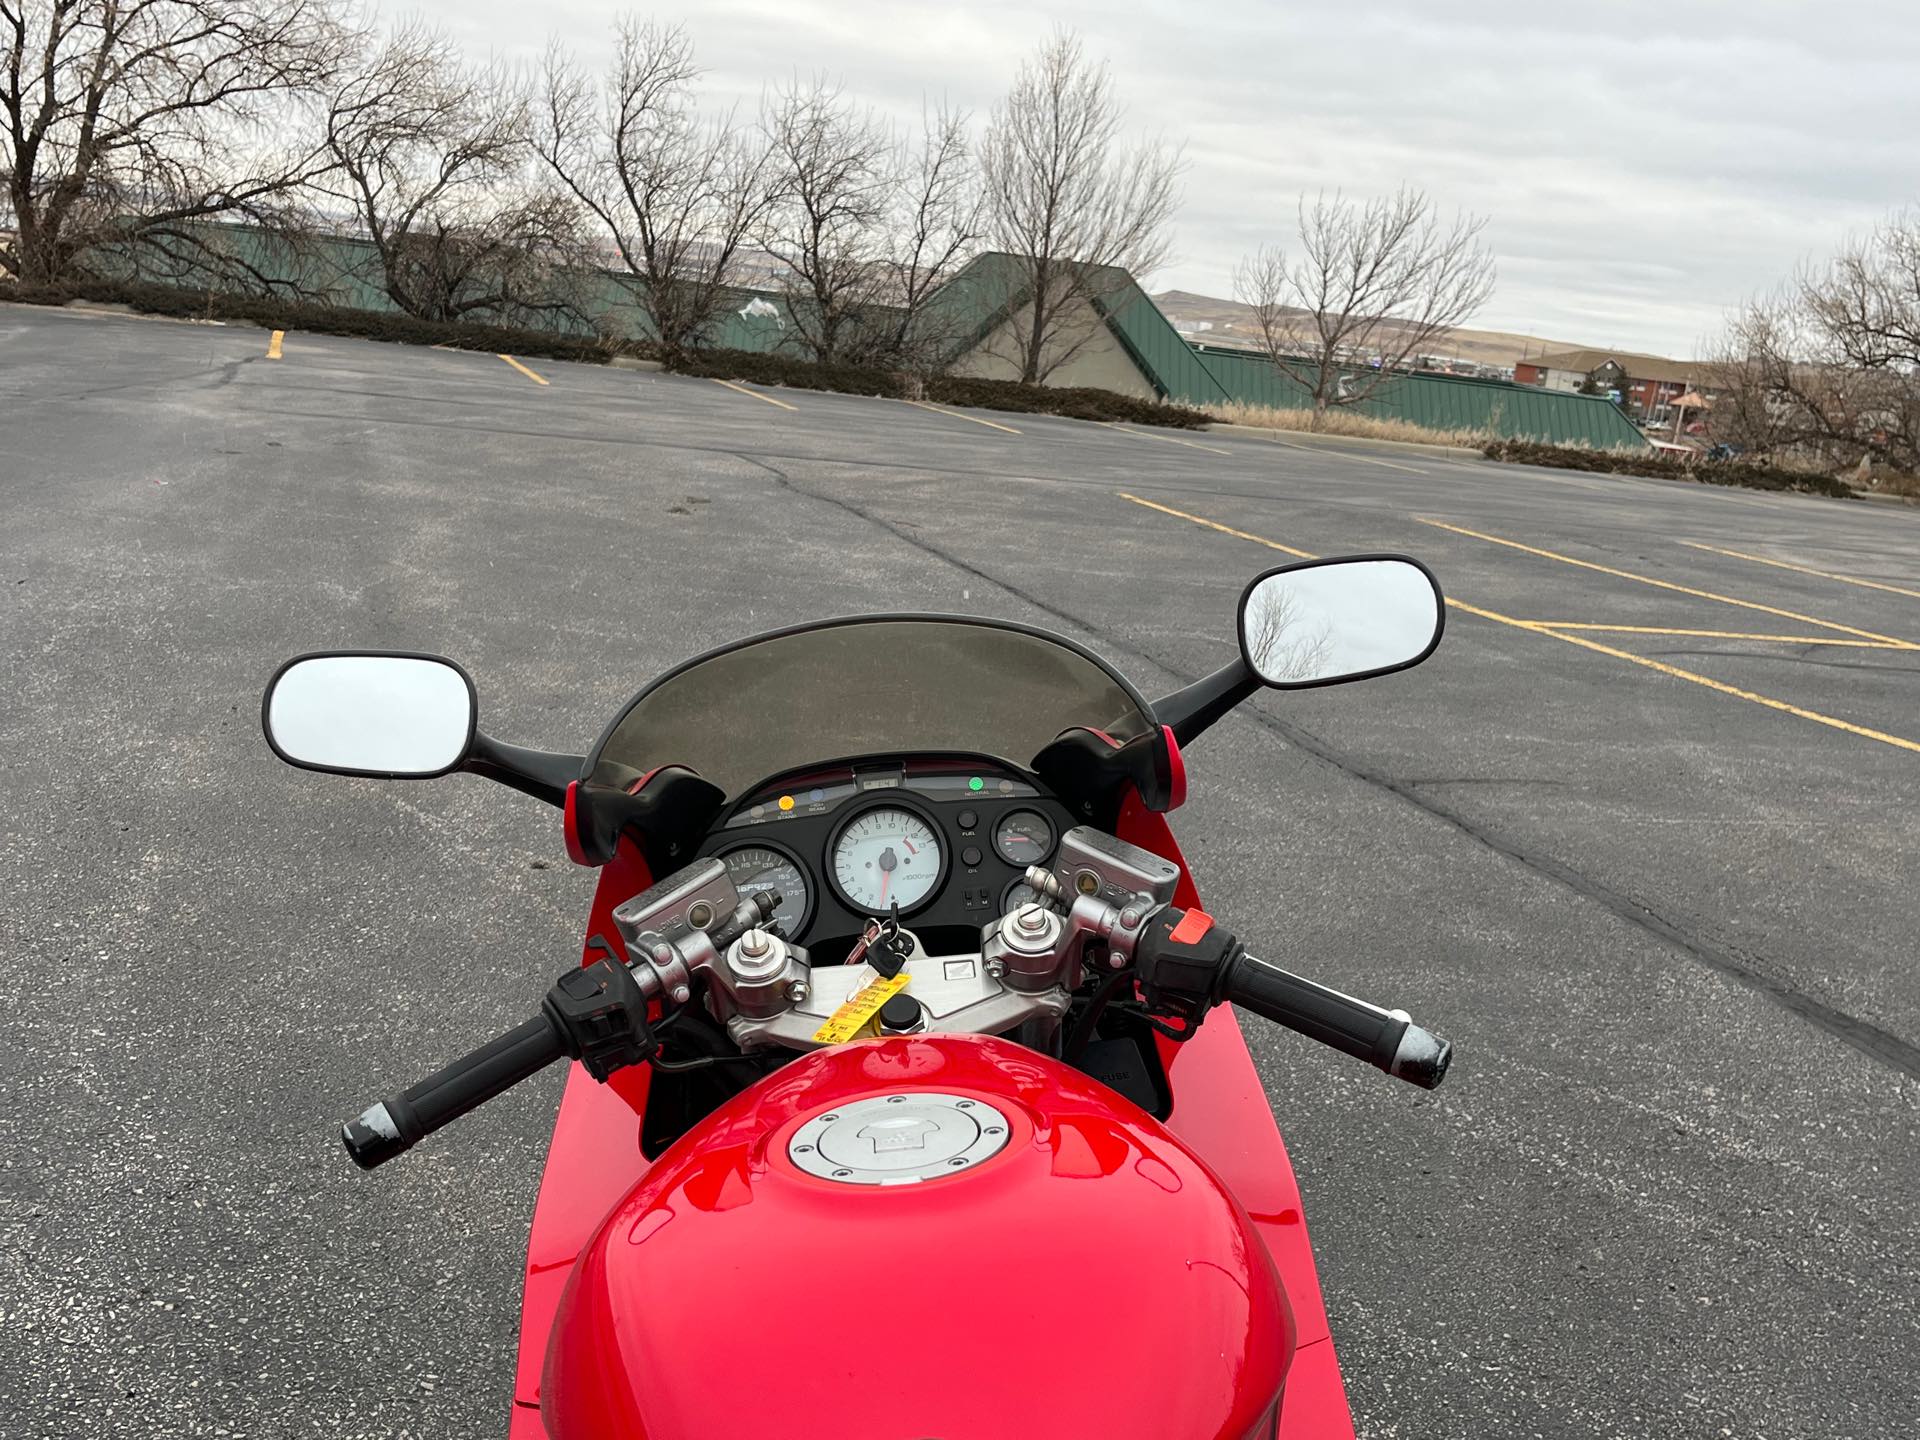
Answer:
654 345 1209 427
1482 439 1857 499
0 276 636 364
2 275 1211 428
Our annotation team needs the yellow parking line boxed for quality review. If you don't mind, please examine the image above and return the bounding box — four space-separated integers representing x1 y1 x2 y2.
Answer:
1522 624 1910 649
1118 493 1315 558
1417 518 1919 648
1125 494 1920 757
1524 619 1920 755
1104 423 1233 457
1270 435 1429 474
711 377 796 411
266 330 284 360
498 354 549 386
907 399 1020 434
1680 541 1920 601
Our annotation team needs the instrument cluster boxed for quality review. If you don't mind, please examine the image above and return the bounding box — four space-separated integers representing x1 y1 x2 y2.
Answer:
701 760 1072 946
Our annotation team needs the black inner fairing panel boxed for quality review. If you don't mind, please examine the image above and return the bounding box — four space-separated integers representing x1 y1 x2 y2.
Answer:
695 755 1077 953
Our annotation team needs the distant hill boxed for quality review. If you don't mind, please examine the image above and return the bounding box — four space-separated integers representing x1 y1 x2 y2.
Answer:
1151 289 1593 372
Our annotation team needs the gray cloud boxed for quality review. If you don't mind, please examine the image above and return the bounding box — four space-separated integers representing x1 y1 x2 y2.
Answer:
434 0 1920 356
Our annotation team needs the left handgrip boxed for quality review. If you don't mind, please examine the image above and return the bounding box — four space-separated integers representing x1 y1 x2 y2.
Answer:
341 1014 565 1170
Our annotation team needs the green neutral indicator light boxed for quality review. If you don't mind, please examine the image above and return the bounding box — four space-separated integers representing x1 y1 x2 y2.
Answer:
968 776 984 791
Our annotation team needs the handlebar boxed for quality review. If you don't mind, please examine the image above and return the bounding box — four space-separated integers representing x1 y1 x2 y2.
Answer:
338 880 1454 1172
1222 951 1451 1089
341 1013 565 1169
1133 906 1453 1090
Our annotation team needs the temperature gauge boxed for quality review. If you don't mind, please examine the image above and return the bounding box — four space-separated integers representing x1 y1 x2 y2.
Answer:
1001 879 1051 914
991 809 1056 868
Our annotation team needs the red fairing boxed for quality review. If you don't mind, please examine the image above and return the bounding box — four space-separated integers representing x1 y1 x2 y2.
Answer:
1115 792 1353 1437
541 1034 1294 1440
510 837 658 1424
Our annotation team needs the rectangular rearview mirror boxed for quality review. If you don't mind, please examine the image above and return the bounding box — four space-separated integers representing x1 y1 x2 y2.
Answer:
263 652 476 778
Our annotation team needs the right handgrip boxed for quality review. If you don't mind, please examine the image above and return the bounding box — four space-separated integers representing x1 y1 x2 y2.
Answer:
341 1013 564 1169
1224 951 1453 1090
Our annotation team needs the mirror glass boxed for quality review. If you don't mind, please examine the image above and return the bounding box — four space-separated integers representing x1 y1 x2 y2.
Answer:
265 654 473 776
1240 559 1442 687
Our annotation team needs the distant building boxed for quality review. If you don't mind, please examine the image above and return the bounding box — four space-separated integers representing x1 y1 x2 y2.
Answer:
1513 348 1703 420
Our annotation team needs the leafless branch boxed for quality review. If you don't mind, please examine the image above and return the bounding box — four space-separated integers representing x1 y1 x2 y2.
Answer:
1 0 357 287
875 98 981 374
757 72 891 364
313 21 585 324
1706 220 1920 474
533 18 776 363
977 28 1180 385
1234 188 1495 422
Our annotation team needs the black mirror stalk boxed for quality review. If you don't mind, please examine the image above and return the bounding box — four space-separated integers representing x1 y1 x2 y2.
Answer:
464 734 585 808
1152 659 1260 749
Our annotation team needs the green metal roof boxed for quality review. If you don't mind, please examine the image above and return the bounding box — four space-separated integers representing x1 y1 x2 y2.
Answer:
1182 342 1648 449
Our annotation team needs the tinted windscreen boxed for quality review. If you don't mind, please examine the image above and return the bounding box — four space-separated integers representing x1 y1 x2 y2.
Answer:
590 620 1153 797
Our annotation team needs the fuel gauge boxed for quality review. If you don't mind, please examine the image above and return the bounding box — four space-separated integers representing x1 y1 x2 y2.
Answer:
991 809 1056 867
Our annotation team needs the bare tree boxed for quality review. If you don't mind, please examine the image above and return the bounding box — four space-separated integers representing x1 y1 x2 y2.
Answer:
317 23 586 325
978 29 1180 386
533 19 777 365
1707 218 1920 473
874 99 981 374
1234 188 1495 424
758 81 981 371
758 74 892 365
1243 582 1332 683
1 0 355 288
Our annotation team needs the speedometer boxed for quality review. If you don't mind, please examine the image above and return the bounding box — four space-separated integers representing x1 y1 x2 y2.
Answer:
830 806 944 914
719 844 811 937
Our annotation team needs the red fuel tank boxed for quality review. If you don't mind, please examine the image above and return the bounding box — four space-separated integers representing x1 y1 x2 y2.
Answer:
542 1033 1294 1440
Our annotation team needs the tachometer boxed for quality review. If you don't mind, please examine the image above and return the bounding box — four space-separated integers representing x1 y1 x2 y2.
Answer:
719 844 811 936
830 806 944 914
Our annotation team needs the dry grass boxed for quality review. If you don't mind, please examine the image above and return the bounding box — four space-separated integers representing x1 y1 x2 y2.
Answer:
1858 469 1920 499
1205 401 1493 448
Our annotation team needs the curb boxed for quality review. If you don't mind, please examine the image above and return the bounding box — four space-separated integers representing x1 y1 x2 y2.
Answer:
1202 421 1482 459
610 355 664 373
0 298 243 328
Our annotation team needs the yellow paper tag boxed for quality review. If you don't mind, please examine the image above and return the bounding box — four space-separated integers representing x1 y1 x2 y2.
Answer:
811 972 910 1045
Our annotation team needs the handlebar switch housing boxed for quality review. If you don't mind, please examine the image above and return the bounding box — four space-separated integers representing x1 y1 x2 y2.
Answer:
1134 907 1241 1036
543 958 656 1081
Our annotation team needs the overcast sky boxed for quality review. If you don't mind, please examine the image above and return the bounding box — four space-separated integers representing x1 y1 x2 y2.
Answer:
426 0 1920 358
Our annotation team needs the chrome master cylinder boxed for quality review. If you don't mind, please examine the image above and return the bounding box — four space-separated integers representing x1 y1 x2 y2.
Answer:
611 857 787 1008
1016 826 1182 973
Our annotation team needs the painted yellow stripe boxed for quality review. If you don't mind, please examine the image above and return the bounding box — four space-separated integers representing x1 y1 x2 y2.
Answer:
266 330 284 360
497 354 549 386
1417 517 1919 648
907 399 1020 434
1270 435 1429 474
1125 493 1920 757
1680 540 1920 601
1526 623 1920 755
1104 423 1234 457
711 377 796 411
1118 493 1315 558
1520 624 1910 649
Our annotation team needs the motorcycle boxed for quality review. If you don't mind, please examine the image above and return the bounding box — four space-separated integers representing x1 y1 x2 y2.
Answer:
263 553 1455 1439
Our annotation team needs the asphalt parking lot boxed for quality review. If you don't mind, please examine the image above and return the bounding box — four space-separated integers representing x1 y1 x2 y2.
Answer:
3 302 1917 1439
